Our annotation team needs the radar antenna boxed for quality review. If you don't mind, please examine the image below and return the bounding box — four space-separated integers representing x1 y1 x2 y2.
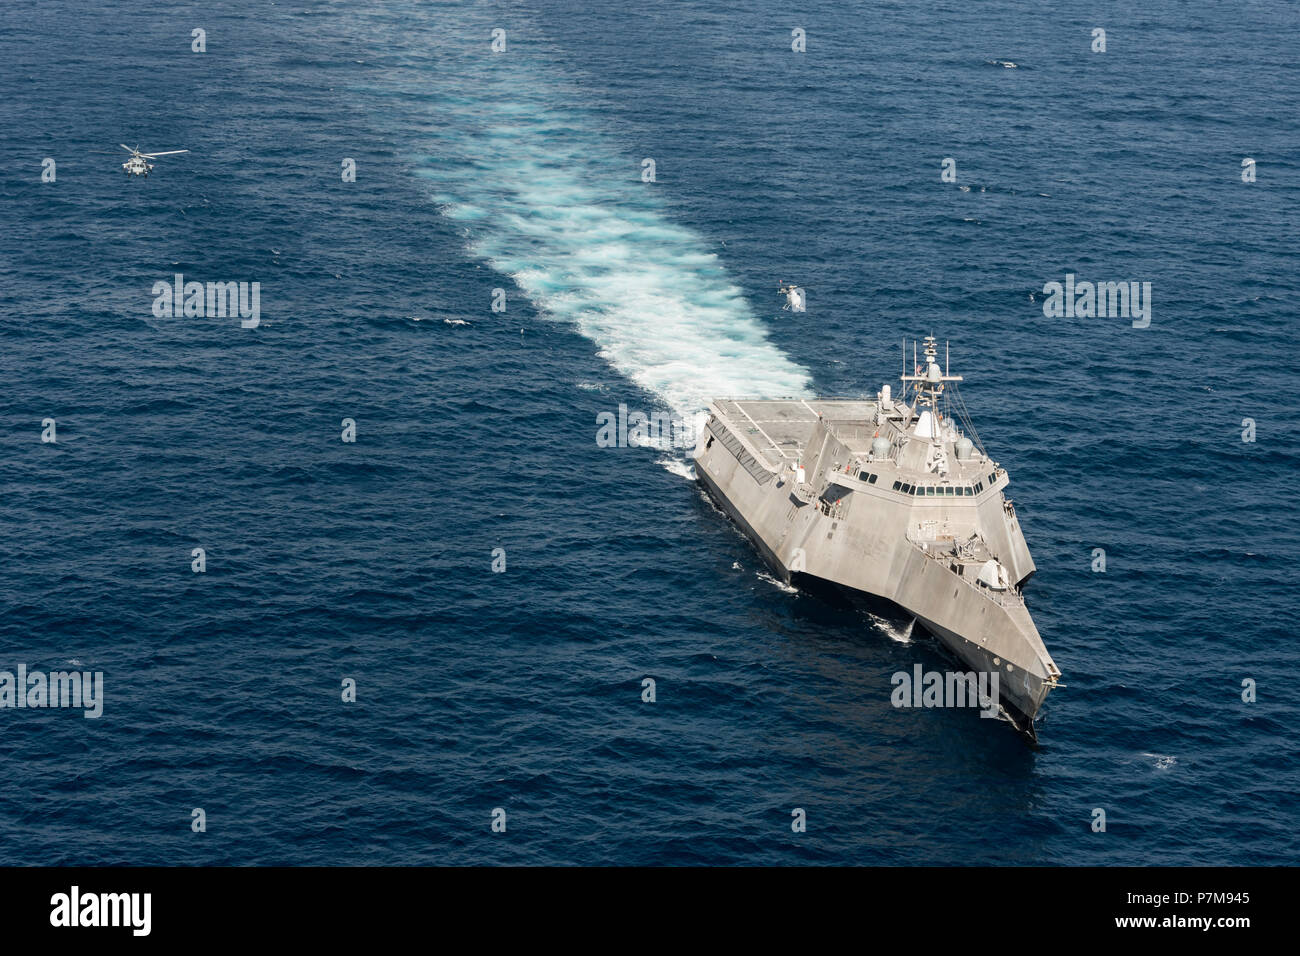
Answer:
900 335 962 413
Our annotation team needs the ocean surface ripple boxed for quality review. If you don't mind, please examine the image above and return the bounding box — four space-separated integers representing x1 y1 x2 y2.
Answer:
1 0 1297 865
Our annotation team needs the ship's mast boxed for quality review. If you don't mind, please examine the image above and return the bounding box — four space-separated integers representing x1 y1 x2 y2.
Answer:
900 335 962 415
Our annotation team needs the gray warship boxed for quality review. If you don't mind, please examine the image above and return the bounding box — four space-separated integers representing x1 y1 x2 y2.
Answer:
692 335 1061 736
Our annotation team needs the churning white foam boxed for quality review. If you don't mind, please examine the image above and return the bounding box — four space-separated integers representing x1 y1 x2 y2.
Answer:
1141 752 1178 771
757 571 799 594
867 612 915 644
657 459 696 481
400 64 812 419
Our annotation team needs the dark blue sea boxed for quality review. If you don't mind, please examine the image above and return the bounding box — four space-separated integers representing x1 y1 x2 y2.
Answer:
2 0 1298 866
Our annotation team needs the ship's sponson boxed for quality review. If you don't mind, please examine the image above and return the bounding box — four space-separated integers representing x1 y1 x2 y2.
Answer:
692 396 1060 729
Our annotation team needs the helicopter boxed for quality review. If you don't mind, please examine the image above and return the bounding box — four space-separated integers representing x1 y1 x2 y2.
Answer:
777 279 805 313
120 144 188 177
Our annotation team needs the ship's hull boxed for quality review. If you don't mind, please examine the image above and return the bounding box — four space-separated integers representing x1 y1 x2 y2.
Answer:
695 457 1056 737
909 613 1052 737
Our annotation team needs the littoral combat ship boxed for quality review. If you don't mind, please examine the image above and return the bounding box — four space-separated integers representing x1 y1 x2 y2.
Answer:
693 336 1061 737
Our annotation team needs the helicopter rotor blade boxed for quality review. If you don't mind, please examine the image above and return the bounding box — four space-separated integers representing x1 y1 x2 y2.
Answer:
121 145 134 152
142 150 188 157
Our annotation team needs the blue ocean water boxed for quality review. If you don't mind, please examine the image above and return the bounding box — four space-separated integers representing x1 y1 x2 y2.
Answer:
2 0 1298 865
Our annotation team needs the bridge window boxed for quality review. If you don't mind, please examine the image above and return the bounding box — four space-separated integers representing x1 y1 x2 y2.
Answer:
892 480 901 491
925 486 935 496
868 473 878 484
